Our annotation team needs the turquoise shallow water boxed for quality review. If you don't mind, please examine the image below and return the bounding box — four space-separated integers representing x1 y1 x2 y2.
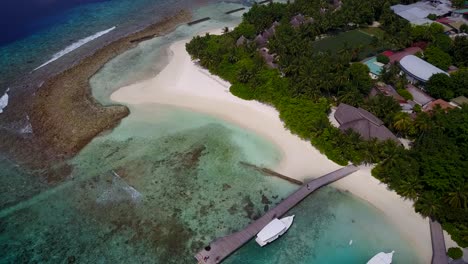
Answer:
0 1 424 263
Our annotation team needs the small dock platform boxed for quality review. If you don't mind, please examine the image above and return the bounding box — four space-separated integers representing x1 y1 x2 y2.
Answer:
188 17 211 26
225 7 246 14
430 219 448 264
195 165 359 264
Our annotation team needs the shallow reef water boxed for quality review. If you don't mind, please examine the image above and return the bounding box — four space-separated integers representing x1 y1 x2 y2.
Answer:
0 104 422 263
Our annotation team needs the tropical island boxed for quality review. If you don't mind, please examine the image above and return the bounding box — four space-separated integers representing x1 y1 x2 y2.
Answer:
1 0 467 263
185 0 468 253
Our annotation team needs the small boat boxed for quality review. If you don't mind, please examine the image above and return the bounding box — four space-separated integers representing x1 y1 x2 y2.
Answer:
255 215 294 247
367 251 395 264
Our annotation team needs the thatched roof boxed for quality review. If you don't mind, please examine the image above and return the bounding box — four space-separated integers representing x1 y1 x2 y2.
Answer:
254 34 267 47
290 17 302 28
335 103 400 143
259 48 278 69
236 35 247 46
293 14 305 22
290 14 314 28
262 29 273 39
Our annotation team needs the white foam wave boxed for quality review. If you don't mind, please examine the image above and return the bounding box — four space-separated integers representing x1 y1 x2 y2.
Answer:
33 26 116 71
0 88 10 114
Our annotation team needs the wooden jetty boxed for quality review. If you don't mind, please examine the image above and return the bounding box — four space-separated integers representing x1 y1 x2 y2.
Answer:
188 17 211 26
239 161 303 185
195 165 359 264
225 7 246 15
430 219 448 264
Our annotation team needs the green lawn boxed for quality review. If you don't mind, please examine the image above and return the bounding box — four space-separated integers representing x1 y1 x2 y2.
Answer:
360 27 386 39
312 29 386 60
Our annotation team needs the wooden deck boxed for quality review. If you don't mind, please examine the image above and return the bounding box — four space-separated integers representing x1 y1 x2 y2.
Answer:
430 219 448 264
195 165 359 264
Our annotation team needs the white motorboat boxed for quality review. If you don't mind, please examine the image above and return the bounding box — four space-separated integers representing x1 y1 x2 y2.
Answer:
255 215 294 247
367 251 395 264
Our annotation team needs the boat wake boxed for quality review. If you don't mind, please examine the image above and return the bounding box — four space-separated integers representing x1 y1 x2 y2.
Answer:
0 88 9 114
33 26 116 71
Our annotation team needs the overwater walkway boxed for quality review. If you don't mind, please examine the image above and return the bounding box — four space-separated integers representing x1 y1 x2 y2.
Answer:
195 165 359 264
430 219 448 264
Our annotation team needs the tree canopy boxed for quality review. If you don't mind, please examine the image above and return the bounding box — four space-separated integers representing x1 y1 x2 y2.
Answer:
425 45 452 70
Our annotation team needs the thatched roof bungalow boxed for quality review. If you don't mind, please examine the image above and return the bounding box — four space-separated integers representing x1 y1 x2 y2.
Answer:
259 48 278 69
254 34 267 47
236 35 248 47
335 103 400 143
290 14 314 28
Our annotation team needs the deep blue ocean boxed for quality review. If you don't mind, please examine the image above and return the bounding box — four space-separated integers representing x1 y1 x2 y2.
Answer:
0 0 108 46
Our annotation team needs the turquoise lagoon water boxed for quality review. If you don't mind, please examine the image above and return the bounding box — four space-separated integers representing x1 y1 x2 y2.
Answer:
0 1 423 263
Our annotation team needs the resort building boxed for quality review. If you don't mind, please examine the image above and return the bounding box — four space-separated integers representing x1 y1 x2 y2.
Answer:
385 47 423 64
334 103 400 143
452 8 468 19
254 34 267 48
370 83 416 113
391 1 452 25
370 83 406 103
290 14 314 28
450 96 468 107
436 17 467 33
259 48 278 69
236 35 248 47
398 55 448 84
406 84 435 106
423 99 456 112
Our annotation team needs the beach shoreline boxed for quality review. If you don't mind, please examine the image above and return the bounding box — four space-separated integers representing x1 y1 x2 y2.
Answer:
111 29 458 262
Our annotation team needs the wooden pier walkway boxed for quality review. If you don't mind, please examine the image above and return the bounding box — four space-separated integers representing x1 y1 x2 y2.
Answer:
430 218 448 264
195 165 359 264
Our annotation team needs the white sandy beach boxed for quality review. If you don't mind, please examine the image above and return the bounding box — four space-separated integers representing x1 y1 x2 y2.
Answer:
111 28 457 262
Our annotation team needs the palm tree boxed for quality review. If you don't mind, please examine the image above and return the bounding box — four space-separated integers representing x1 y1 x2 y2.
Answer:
398 175 422 200
415 192 441 218
337 88 364 107
222 27 229 34
414 112 432 134
445 183 468 209
393 112 412 135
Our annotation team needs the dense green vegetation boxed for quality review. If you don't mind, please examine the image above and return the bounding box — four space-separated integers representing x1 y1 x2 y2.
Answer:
451 0 466 8
376 54 390 64
186 0 468 246
448 247 464 259
453 36 468 67
373 106 468 246
426 70 468 100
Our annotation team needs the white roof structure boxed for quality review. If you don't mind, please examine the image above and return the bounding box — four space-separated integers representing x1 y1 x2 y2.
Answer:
399 55 448 83
256 219 285 241
391 1 452 25
367 251 394 264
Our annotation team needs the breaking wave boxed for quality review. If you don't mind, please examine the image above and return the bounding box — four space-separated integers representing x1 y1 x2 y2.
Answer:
33 26 116 71
0 88 9 114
